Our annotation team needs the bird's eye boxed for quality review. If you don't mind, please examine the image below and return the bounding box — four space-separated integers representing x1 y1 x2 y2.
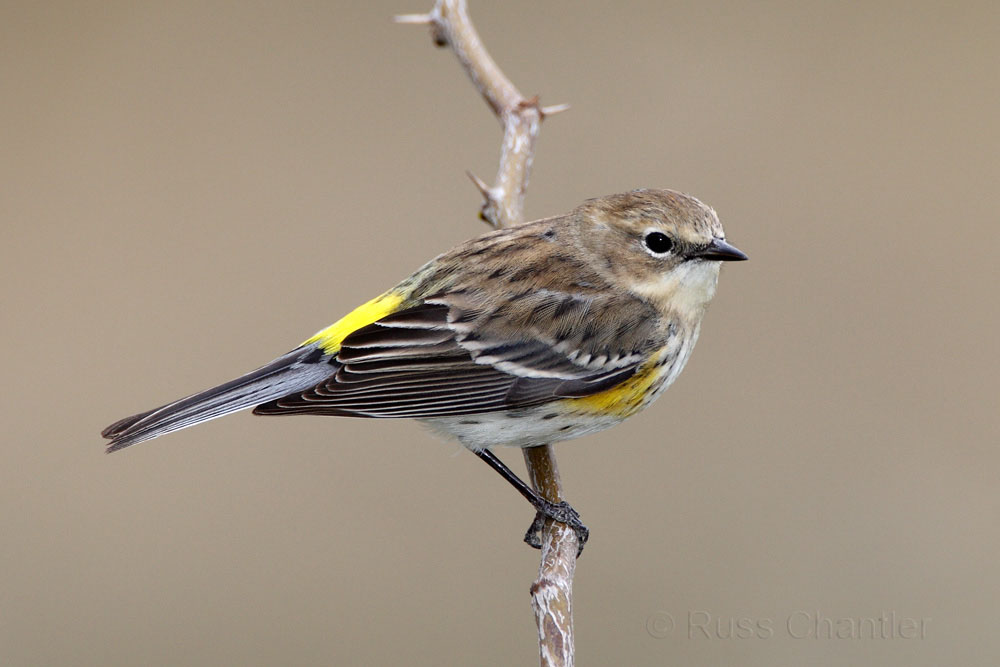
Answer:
643 231 674 254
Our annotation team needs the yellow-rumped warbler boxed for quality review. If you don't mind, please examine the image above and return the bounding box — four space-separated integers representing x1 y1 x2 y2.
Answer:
103 189 746 551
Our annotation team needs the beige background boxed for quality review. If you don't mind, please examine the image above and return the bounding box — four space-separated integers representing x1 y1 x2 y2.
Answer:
3 1 998 665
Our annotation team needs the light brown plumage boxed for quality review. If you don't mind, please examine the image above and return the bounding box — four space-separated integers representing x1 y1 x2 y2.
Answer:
103 189 745 452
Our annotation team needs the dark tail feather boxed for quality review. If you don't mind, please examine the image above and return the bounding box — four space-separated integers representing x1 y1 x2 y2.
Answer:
102 344 334 453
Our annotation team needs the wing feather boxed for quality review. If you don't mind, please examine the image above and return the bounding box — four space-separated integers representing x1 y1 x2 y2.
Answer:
254 298 656 420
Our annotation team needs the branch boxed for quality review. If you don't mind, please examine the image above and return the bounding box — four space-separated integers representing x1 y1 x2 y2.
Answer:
398 2 576 664
397 1 569 228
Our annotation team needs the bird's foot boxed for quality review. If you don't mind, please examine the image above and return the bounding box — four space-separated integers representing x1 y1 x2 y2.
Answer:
523 499 589 557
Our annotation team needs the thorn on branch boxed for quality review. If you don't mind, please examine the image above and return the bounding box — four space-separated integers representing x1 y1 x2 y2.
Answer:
393 13 433 24
465 171 501 227
395 9 448 47
540 103 571 118
466 170 491 197
512 96 570 121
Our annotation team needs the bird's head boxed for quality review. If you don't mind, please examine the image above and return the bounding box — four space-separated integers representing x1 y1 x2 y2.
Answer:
574 189 747 319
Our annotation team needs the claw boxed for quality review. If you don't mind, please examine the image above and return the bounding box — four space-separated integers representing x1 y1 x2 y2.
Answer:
522 500 589 557
524 512 546 549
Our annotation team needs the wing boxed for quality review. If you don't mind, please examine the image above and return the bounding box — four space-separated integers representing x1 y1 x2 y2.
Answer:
253 290 659 419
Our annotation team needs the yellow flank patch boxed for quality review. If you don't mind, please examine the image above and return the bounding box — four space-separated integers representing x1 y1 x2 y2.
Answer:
562 358 663 418
303 290 405 354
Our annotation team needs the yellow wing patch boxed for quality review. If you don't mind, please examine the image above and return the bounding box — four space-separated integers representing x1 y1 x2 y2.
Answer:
303 290 405 354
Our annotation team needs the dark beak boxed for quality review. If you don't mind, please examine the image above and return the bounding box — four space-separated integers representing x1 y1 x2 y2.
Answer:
694 238 748 262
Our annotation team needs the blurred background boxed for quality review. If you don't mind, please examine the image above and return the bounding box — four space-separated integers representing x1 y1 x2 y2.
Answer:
3 1 998 664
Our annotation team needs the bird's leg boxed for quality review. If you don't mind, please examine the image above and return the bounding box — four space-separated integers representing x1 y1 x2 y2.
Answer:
473 448 589 556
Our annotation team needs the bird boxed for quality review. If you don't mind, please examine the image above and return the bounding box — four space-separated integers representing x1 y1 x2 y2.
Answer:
102 188 747 553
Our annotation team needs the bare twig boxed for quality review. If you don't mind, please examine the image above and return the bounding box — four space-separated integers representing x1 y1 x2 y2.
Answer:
398 2 577 664
523 445 577 666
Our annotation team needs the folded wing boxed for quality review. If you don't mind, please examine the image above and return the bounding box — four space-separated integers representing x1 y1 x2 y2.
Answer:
253 294 656 419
